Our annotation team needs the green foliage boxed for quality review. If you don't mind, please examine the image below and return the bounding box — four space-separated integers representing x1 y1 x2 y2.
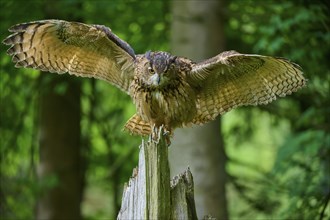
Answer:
225 0 330 219
273 130 330 218
1 57 40 219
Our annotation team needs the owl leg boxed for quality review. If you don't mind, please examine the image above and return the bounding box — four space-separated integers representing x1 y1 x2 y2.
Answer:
164 134 171 146
150 124 172 146
162 127 173 146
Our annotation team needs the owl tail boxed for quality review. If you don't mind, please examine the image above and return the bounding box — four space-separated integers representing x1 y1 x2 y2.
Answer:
124 114 151 136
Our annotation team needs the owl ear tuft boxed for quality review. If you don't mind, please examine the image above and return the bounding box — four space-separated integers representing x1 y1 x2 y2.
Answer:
145 51 152 60
145 50 154 66
169 56 177 64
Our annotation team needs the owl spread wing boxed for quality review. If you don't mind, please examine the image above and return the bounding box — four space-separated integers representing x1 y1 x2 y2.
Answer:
3 20 135 93
189 51 306 124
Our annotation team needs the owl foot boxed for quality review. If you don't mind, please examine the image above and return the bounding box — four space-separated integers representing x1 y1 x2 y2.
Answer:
163 129 172 146
164 135 171 146
149 125 171 146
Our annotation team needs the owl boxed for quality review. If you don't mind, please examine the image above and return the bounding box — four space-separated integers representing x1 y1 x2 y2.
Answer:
3 20 306 137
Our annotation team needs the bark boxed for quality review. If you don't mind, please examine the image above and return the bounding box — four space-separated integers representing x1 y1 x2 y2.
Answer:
170 0 229 219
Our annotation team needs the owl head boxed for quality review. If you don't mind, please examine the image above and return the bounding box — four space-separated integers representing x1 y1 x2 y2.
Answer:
142 51 177 88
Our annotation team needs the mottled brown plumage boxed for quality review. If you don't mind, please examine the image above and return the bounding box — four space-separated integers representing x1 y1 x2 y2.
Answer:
3 20 307 136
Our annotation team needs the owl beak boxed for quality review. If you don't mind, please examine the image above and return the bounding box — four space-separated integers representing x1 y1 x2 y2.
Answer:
150 73 161 86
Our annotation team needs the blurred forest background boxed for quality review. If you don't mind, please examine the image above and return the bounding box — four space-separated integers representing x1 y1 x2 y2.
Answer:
0 0 329 219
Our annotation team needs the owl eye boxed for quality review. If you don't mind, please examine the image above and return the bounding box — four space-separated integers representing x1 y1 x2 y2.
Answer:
148 66 155 74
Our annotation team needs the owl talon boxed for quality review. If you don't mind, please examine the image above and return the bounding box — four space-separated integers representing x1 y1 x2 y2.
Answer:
149 124 159 142
148 125 171 146
165 136 171 146
163 128 172 146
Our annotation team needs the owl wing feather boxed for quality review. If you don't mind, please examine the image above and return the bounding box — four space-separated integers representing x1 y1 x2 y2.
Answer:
189 51 306 124
2 19 135 93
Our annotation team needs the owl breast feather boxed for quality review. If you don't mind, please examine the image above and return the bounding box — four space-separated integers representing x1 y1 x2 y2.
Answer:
132 82 197 130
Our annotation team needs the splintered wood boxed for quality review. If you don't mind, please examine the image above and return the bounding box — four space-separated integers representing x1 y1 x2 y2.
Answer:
117 127 197 220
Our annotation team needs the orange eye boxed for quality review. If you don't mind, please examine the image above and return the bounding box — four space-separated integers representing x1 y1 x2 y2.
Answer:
148 66 154 74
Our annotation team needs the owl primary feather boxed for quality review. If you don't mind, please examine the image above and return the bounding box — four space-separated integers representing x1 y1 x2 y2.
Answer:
3 20 306 136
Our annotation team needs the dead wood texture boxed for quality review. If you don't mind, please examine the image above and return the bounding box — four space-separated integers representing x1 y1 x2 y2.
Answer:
117 127 198 220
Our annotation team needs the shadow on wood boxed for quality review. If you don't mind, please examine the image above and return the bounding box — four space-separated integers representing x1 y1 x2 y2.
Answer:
117 127 199 220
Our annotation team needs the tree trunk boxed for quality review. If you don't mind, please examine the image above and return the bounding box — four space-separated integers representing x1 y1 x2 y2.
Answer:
170 1 228 219
36 76 82 220
36 1 84 219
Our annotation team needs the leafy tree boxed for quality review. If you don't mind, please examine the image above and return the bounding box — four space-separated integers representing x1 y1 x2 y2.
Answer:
225 0 329 219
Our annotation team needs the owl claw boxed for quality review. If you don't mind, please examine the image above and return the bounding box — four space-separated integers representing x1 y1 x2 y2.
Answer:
165 136 171 146
161 128 170 146
149 124 171 146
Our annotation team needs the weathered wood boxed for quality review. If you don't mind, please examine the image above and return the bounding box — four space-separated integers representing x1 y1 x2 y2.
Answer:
117 127 199 219
144 129 171 219
117 127 171 219
170 168 198 220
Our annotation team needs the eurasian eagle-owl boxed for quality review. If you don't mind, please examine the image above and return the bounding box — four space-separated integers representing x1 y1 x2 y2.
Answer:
3 20 306 136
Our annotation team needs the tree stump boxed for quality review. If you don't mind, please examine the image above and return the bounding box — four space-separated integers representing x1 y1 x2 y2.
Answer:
117 127 198 220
